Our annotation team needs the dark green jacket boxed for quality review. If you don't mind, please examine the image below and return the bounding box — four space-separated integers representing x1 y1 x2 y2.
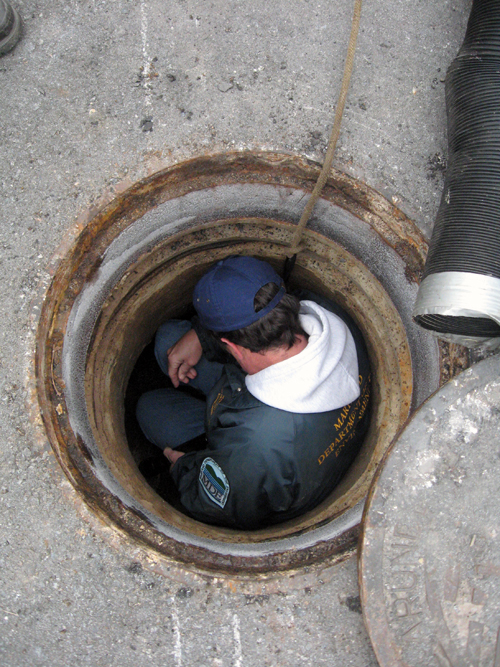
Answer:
170 297 371 530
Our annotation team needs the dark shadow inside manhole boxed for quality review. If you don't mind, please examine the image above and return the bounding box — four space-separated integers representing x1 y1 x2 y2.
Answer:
125 339 183 507
35 152 467 575
125 316 210 512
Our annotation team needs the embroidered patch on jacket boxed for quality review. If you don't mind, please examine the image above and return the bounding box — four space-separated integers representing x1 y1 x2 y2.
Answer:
199 458 230 508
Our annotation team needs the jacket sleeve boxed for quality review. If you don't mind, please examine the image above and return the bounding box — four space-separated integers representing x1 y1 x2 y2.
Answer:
170 417 300 530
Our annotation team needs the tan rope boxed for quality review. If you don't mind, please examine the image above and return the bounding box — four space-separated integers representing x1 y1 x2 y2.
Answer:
286 0 363 258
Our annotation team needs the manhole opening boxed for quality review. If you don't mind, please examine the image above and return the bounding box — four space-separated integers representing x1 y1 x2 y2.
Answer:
123 272 374 520
84 229 408 541
36 152 460 575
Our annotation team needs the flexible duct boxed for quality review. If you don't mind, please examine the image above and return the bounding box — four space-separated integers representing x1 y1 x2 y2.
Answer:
413 0 500 348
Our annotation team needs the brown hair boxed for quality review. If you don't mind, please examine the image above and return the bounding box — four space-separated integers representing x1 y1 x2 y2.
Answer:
211 282 307 352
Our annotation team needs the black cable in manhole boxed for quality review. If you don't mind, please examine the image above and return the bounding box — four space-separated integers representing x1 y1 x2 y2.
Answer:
34 152 468 576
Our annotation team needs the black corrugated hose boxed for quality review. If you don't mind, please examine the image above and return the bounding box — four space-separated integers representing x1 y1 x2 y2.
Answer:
413 0 500 342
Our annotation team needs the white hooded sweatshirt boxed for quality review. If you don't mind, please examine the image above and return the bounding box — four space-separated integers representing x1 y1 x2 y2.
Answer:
245 300 360 414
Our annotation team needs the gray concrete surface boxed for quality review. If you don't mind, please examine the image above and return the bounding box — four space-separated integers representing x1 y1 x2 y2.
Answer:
0 0 471 665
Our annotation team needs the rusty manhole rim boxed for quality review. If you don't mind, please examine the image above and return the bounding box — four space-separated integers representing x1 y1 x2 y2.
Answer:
35 151 461 576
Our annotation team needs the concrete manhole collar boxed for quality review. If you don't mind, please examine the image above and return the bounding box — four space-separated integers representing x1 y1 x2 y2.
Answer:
35 152 466 576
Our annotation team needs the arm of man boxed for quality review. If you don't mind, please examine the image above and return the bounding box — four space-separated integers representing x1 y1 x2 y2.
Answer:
167 328 203 387
164 447 185 469
169 412 300 530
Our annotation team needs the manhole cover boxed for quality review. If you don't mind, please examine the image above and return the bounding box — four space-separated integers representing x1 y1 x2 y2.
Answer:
360 354 500 666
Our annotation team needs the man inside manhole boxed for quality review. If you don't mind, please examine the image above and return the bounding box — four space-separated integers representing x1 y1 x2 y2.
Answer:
136 255 371 529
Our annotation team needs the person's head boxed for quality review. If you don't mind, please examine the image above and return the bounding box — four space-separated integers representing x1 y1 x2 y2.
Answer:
193 256 306 360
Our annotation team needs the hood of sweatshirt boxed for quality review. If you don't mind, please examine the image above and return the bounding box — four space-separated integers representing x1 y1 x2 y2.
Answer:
245 300 360 413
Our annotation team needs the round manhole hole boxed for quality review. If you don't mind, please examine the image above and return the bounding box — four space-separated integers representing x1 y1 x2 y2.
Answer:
34 152 467 576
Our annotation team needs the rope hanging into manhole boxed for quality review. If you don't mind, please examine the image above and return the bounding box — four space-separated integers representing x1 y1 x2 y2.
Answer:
284 0 362 282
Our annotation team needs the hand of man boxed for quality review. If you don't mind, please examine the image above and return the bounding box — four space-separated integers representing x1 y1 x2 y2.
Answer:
167 328 203 388
163 447 185 471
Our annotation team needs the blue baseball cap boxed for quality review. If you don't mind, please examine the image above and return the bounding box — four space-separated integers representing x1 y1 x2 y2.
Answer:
193 256 286 331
